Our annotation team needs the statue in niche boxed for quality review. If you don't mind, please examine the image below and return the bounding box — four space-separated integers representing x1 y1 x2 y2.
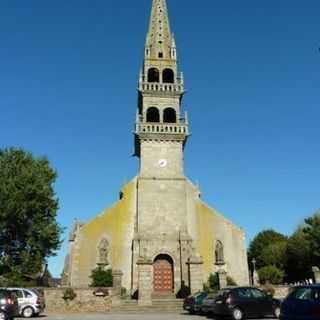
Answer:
97 238 109 266
215 240 225 265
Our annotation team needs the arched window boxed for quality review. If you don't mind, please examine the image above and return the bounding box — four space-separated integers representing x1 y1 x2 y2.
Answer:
98 238 109 266
146 107 160 123
163 108 176 123
162 68 174 83
215 240 225 265
148 68 160 83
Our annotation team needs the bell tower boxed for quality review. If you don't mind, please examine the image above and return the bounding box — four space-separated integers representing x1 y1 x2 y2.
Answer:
135 0 188 179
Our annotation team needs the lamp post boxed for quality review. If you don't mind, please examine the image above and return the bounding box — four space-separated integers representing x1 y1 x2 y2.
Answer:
252 258 257 286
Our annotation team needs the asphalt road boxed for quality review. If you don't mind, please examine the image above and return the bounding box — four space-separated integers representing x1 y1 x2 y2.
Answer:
43 313 277 320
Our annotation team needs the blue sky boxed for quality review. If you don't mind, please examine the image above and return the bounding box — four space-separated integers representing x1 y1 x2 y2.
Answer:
0 0 319 277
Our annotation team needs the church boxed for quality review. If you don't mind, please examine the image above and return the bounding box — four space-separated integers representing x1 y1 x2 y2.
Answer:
63 0 249 298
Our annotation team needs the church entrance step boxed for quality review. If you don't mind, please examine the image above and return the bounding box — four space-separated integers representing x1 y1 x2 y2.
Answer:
110 298 184 314
151 292 176 300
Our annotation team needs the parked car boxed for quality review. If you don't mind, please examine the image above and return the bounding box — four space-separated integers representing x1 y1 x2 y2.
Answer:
0 289 18 320
200 293 217 315
209 287 281 320
183 291 208 314
7 288 45 318
280 284 320 320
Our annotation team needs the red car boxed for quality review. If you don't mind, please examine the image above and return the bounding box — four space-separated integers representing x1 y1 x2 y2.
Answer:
0 289 18 320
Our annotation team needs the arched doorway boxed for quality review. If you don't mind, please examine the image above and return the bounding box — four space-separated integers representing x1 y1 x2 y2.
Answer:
153 254 174 293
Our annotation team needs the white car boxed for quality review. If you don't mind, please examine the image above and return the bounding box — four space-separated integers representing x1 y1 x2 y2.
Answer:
6 288 45 318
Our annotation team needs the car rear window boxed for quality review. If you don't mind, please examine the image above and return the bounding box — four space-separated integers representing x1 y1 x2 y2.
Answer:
251 288 266 298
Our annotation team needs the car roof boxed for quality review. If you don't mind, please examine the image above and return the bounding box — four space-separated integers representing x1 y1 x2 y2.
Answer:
292 284 320 288
221 286 261 290
6 287 34 292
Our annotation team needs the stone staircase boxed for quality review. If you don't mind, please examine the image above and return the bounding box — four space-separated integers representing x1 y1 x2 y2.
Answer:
110 298 185 314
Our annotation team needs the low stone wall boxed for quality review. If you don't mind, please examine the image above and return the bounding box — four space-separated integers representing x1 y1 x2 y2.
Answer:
43 288 113 313
272 285 291 299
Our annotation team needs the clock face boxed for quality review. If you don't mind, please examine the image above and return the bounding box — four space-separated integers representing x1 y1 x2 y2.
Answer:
158 159 167 168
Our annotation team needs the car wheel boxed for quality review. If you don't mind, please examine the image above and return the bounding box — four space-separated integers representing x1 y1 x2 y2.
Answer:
273 306 281 319
22 306 34 318
232 307 244 320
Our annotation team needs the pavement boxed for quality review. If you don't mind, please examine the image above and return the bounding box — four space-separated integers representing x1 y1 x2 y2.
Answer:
42 313 277 320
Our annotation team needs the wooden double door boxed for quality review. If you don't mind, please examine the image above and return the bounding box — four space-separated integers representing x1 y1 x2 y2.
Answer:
153 259 173 293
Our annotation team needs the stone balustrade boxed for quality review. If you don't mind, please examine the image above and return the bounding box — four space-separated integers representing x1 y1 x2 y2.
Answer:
135 122 189 136
139 82 184 93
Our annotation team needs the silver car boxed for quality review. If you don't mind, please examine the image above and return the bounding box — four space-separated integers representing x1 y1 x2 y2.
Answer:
7 288 45 318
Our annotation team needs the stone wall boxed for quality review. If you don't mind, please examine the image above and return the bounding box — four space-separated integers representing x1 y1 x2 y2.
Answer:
43 288 112 313
272 285 291 299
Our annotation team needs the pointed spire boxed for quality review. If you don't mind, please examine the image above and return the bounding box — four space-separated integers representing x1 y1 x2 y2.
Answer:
145 0 174 60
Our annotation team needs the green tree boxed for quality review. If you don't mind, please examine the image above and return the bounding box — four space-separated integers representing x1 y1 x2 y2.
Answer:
0 148 62 284
248 229 287 269
204 273 237 292
261 240 288 270
303 211 320 266
258 265 284 285
90 267 113 287
286 228 312 282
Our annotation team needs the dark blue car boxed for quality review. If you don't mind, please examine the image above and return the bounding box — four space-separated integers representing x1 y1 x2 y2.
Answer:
280 284 320 320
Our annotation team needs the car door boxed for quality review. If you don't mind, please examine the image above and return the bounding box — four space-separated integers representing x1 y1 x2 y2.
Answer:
289 287 316 320
23 290 34 306
249 288 271 316
235 288 256 317
309 288 320 320
11 289 24 313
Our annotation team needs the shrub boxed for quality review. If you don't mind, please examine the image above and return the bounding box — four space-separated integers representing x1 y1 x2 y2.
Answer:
258 265 284 285
62 288 77 302
204 273 238 292
121 287 127 296
208 273 219 292
227 276 237 286
90 267 113 287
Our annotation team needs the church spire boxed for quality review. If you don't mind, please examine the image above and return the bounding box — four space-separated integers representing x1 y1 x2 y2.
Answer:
145 0 175 60
134 0 188 158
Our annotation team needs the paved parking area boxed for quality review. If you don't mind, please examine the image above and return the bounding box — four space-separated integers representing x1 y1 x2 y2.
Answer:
43 313 277 320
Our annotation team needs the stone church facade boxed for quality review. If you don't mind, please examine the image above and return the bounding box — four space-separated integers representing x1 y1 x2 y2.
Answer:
63 0 249 297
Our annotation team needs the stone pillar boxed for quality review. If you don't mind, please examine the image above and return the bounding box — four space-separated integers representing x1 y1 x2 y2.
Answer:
253 269 260 286
112 270 123 296
187 256 203 294
137 258 153 306
312 266 320 283
217 269 227 289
